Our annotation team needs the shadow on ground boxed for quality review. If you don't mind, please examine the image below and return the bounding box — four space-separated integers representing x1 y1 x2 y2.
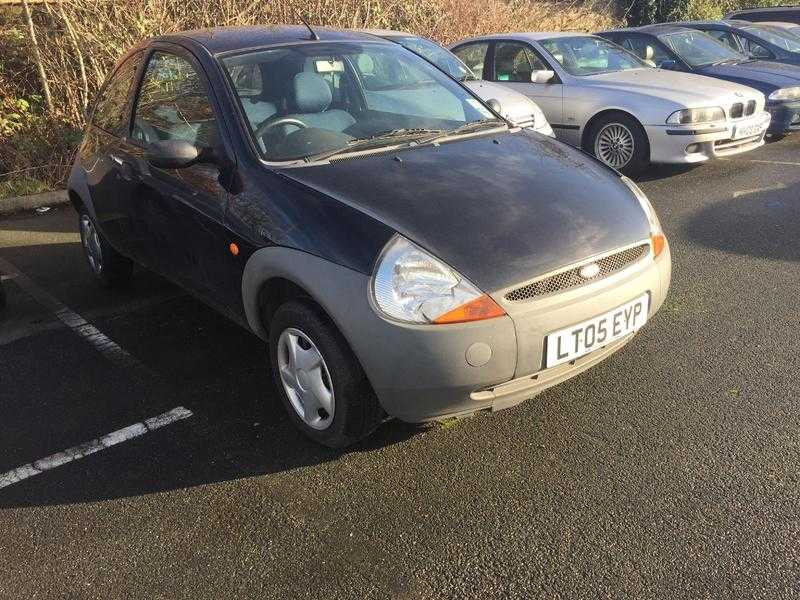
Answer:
683 179 800 262
0 237 422 509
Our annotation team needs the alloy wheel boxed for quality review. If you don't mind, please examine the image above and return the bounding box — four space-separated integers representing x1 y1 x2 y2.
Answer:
595 123 635 169
277 327 335 430
80 214 103 274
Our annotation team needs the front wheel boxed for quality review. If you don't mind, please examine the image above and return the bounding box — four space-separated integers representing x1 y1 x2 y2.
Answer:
268 300 384 448
587 114 650 176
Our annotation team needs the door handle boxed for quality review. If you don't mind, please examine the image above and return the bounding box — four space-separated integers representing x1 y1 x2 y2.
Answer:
111 154 138 181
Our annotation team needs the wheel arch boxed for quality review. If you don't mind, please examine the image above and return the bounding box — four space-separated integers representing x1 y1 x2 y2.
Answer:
581 108 649 154
242 246 369 346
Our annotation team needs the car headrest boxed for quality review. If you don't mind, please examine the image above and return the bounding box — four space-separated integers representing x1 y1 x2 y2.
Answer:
293 72 332 113
645 45 655 60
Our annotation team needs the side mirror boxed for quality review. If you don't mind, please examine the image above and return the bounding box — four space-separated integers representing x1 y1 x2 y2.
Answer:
486 98 503 114
658 59 677 70
145 140 201 169
531 70 555 84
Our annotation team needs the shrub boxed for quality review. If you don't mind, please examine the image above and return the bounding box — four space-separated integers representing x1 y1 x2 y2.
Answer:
0 0 617 197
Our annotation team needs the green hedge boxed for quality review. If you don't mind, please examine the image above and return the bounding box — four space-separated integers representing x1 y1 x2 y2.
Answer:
626 0 792 26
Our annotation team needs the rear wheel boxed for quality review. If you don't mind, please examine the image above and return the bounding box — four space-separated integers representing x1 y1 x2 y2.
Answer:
78 210 133 288
587 113 650 176
268 300 384 448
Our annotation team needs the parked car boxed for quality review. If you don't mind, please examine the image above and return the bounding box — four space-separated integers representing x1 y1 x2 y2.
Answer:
598 25 800 136
450 33 770 174
726 6 800 25
758 21 800 37
69 26 671 447
360 29 554 136
671 19 800 65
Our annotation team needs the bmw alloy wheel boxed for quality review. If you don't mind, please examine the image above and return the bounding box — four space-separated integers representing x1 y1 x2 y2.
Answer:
595 123 635 169
277 327 335 430
80 214 103 274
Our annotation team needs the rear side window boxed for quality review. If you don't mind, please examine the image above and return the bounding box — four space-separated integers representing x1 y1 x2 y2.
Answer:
132 51 219 150
92 52 141 136
452 42 490 78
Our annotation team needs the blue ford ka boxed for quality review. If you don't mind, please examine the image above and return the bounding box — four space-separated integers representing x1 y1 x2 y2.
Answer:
68 26 670 447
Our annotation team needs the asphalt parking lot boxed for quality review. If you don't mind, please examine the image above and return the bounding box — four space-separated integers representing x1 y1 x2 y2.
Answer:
1 135 800 599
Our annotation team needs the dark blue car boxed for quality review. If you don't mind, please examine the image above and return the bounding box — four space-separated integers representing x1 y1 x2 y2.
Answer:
673 20 800 65
66 25 671 447
598 25 800 135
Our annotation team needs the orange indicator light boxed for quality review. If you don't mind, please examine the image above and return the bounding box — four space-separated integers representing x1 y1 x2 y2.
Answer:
229 243 239 256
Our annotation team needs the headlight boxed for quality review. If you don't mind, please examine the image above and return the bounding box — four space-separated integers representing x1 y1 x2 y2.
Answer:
666 107 725 125
620 176 667 258
529 102 555 137
372 236 506 325
769 87 800 101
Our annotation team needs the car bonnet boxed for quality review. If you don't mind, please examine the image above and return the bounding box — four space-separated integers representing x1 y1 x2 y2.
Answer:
698 60 800 88
581 68 762 105
276 131 651 293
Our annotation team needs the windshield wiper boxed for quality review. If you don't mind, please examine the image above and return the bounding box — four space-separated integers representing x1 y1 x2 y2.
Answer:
305 128 446 162
421 118 508 144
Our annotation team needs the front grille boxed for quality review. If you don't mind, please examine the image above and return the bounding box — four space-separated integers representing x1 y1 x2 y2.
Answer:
746 100 756 116
730 103 744 119
505 243 650 302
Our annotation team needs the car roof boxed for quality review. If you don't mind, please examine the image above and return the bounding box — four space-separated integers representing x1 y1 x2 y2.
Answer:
636 24 702 36
455 31 597 44
357 28 414 38
151 25 388 54
669 19 756 28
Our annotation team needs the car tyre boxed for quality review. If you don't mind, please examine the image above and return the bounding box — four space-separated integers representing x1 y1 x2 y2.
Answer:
587 113 650 176
78 209 133 288
269 300 385 448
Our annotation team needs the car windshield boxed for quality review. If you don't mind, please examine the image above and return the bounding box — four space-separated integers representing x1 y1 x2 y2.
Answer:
659 30 747 66
540 36 648 76
222 41 498 162
743 25 800 52
394 36 476 81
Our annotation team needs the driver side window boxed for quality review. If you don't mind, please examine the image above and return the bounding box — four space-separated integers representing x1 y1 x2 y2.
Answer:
706 30 741 53
132 51 219 150
493 42 546 82
739 37 773 59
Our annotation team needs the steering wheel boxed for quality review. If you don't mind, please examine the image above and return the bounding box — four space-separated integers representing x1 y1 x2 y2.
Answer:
254 117 308 143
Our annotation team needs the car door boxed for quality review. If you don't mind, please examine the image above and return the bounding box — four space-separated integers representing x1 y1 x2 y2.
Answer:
487 41 564 131
120 47 239 311
82 51 143 256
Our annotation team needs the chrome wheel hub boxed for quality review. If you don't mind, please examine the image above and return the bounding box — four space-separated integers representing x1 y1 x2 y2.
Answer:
80 214 103 274
595 123 635 169
277 328 335 430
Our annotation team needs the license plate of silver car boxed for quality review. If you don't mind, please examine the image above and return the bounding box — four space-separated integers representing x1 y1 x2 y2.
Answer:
733 121 765 139
546 293 650 369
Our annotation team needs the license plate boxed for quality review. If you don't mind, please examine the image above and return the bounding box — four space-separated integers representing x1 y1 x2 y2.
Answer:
733 121 765 140
545 293 649 369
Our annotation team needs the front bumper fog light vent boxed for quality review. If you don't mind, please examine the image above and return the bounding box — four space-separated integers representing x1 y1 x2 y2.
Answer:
686 143 702 154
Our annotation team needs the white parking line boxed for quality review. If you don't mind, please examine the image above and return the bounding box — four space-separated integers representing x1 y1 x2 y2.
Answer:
0 407 194 490
721 157 800 167
0 256 155 380
733 182 787 198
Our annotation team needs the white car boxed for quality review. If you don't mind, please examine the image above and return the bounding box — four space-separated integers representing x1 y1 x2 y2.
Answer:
361 29 555 137
450 32 771 174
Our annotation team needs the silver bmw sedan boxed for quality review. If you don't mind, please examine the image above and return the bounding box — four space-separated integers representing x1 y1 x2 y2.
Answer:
451 32 771 174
